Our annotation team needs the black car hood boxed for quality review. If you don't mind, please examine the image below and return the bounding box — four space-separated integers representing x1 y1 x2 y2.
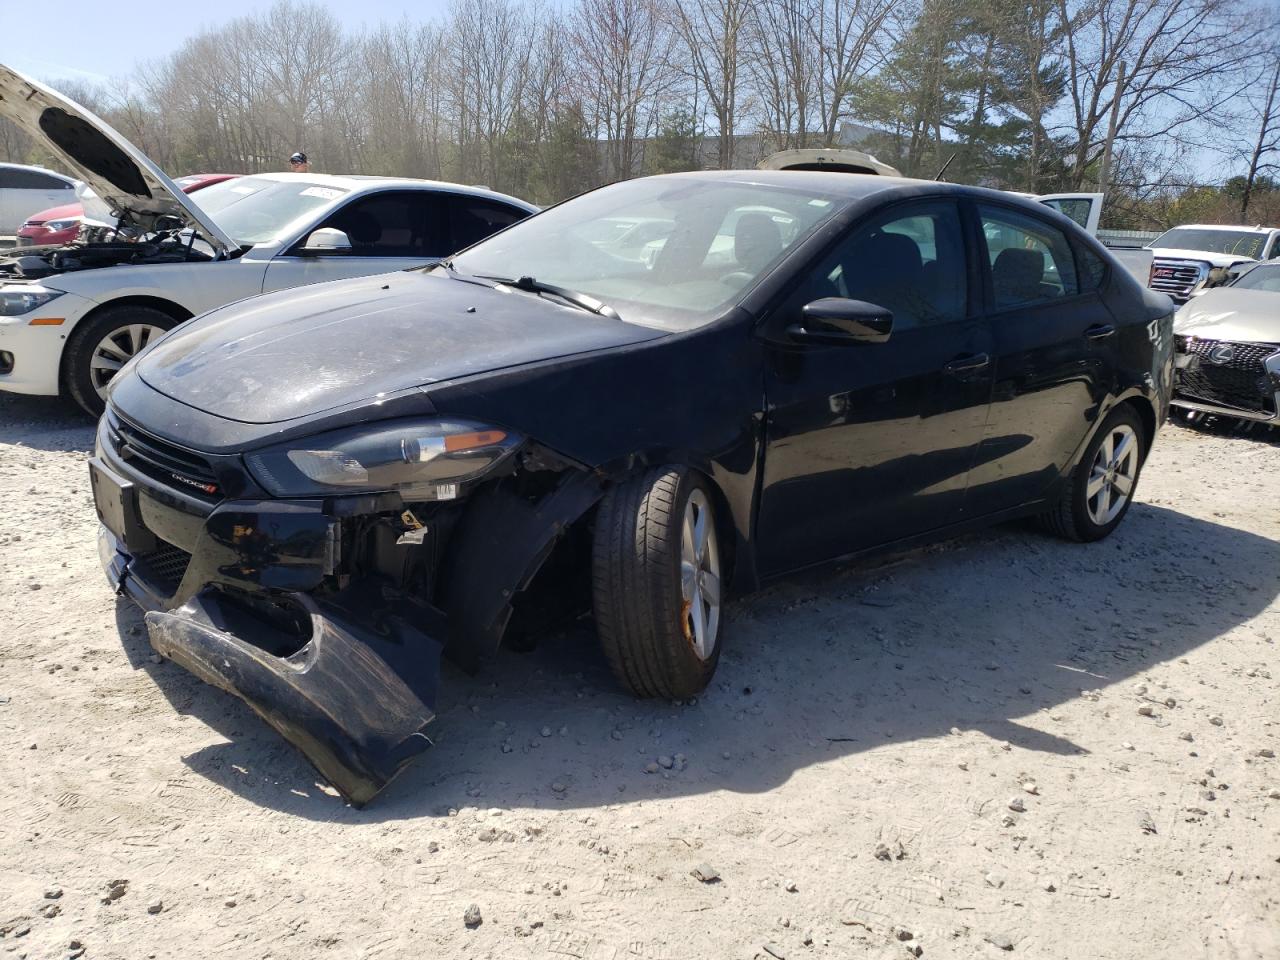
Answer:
137 270 665 424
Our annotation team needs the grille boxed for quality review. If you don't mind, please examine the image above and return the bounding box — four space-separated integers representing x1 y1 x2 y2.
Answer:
1150 258 1205 299
1175 337 1279 414
107 413 221 499
131 539 193 596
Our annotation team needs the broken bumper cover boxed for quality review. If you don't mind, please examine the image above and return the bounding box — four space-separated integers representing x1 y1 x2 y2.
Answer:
145 584 442 807
92 453 444 806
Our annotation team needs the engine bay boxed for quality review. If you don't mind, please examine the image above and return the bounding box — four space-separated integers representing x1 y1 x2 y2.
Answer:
0 235 214 280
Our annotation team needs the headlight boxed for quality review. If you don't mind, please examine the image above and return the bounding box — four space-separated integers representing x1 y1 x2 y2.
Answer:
0 290 63 317
246 418 521 498
44 219 80 231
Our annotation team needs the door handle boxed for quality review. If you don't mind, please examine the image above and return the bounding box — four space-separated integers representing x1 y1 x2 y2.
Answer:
1085 323 1116 340
943 352 990 375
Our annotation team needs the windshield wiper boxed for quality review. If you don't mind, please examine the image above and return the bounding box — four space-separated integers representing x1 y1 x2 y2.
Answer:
475 274 621 320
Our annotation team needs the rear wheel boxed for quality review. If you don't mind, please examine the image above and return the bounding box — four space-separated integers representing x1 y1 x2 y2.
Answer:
1040 405 1146 542
64 305 176 416
592 467 724 699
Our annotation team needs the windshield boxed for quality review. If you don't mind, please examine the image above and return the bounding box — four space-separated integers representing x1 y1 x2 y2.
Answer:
1151 227 1268 259
448 177 842 330
192 177 349 244
1230 263 1280 292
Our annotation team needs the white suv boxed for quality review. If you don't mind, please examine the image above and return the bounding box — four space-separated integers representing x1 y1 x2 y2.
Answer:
0 64 536 414
1146 224 1280 302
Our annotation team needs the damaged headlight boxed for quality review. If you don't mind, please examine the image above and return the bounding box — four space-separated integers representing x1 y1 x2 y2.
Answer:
245 418 521 498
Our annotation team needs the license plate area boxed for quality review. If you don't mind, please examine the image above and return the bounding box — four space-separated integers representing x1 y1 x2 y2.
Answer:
89 457 156 553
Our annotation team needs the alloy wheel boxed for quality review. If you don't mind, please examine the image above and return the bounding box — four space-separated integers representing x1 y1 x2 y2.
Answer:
90 323 166 398
679 489 721 660
1086 423 1139 526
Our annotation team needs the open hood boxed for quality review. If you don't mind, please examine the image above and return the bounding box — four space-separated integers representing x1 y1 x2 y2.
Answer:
1174 288 1280 343
0 64 237 256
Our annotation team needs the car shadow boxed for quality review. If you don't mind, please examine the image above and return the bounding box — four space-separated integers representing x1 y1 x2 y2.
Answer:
0 391 95 452
113 502 1280 822
1170 411 1280 446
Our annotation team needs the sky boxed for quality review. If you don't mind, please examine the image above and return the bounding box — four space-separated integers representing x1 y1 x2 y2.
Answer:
0 0 452 85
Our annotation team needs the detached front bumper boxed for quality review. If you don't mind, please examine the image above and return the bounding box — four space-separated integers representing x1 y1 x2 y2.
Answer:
93 453 444 806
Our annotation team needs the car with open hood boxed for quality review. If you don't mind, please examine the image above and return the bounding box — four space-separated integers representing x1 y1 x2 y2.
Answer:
90 168 1173 805
1172 260 1280 426
0 65 536 414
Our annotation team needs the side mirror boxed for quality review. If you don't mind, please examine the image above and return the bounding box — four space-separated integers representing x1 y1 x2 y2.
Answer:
787 298 893 345
300 227 352 255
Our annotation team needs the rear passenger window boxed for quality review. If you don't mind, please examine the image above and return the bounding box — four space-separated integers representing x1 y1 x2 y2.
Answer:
448 197 529 250
1076 244 1109 292
979 205 1079 308
792 200 967 330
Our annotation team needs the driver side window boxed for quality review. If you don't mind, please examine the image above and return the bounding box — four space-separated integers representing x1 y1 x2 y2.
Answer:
789 200 967 331
311 192 447 257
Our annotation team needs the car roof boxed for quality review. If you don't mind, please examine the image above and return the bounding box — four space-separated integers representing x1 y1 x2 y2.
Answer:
235 172 537 211
0 161 74 179
653 169 1059 209
1164 223 1278 233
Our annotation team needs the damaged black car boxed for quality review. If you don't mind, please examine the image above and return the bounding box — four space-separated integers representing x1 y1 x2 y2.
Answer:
92 172 1174 804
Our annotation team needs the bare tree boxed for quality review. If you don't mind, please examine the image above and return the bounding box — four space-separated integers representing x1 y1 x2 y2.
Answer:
1237 52 1280 219
745 0 819 151
1056 0 1265 189
812 0 896 147
671 0 751 168
573 0 676 180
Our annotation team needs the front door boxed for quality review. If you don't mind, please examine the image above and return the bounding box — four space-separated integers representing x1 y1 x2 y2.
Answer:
262 190 448 294
755 198 994 576
964 202 1118 515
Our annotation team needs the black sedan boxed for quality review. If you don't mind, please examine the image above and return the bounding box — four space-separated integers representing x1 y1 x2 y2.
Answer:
91 172 1174 804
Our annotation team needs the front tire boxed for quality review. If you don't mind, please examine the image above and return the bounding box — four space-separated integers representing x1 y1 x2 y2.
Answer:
592 467 724 699
1040 405 1146 542
64 305 177 416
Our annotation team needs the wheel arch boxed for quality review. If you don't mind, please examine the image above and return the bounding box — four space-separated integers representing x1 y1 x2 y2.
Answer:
59 296 194 392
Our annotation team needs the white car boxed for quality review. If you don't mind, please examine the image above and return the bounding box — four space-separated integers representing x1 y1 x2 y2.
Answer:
1145 223 1280 303
0 162 77 235
0 64 536 414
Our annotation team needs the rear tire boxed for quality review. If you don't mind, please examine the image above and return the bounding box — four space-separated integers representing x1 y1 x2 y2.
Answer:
64 305 177 416
592 466 724 699
1039 405 1146 542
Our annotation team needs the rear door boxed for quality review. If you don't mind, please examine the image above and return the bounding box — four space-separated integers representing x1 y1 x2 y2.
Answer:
1036 193 1103 236
755 198 994 575
262 190 449 293
963 201 1117 515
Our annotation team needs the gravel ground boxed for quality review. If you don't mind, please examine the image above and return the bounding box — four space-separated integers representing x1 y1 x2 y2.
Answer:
1 393 1277 960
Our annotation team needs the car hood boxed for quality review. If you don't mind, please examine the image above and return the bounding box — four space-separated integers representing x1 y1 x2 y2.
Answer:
0 64 236 256
1174 288 1280 344
1149 247 1257 268
135 270 666 424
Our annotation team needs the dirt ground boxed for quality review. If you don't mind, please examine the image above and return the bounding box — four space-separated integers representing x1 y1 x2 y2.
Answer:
1 393 1277 960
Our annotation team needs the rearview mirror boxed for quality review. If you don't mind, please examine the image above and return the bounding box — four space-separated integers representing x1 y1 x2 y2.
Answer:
787 298 893 345
300 227 352 255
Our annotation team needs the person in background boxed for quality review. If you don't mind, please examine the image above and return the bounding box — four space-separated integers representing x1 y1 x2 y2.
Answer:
289 152 309 173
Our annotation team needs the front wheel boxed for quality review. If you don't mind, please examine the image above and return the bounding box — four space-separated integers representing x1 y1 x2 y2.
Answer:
64 305 177 416
592 467 724 699
1040 405 1147 542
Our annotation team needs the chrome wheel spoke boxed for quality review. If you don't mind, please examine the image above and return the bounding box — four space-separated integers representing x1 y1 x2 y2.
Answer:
1112 472 1134 497
679 488 720 661
1111 432 1135 470
90 323 166 398
1086 469 1107 498
700 569 721 606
